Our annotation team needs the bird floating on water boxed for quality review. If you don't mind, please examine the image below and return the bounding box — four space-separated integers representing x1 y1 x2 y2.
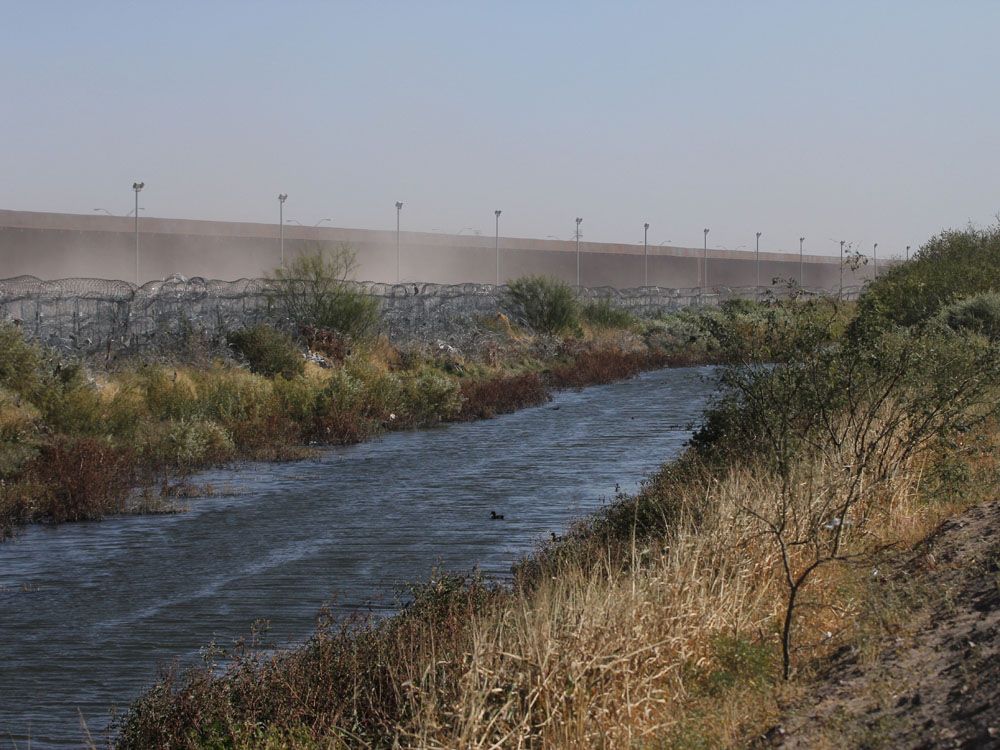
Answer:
490 511 504 520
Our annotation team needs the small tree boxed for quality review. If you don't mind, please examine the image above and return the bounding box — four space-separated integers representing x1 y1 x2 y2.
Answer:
269 243 381 339
502 276 579 334
698 304 1000 678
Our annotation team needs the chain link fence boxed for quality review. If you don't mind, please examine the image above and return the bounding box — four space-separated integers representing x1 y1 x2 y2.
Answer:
0 275 861 357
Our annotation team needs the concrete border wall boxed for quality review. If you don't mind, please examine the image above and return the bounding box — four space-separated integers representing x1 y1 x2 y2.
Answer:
0 209 874 289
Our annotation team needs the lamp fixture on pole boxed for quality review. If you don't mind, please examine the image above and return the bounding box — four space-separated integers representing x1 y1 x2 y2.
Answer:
703 228 710 287
755 231 762 292
799 237 805 287
395 201 404 283
278 193 288 267
494 210 502 286
839 240 845 298
575 217 583 287
643 222 650 287
132 182 144 285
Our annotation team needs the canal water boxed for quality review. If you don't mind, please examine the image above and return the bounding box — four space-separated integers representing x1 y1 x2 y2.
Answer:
0 366 718 747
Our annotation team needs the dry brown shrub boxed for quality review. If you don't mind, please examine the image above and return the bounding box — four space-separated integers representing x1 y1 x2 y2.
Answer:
456 372 550 421
27 436 136 523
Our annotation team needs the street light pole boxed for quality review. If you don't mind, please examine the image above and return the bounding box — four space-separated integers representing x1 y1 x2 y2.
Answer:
839 240 845 298
755 231 762 292
575 217 583 287
494 209 502 286
278 193 288 267
132 182 144 285
873 242 878 278
906 245 911 261
703 228 710 287
395 201 404 283
643 222 649 287
799 237 805 287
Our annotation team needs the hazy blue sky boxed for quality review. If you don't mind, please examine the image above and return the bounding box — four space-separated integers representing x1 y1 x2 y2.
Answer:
1 1 998 256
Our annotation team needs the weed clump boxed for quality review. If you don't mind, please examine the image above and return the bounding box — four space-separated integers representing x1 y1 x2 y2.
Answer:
228 325 304 378
583 298 638 329
503 275 580 334
457 372 550 420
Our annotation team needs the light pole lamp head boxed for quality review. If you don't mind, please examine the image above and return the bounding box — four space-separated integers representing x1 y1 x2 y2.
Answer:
576 217 582 225
756 231 762 239
704 228 709 237
395 201 404 210
133 181 144 192
278 193 287 203
800 236 805 243
495 209 502 217
644 222 650 230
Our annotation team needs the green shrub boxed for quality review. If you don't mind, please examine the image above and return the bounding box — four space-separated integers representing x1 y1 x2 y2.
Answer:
0 387 40 479
0 323 43 396
196 369 275 425
502 275 580 334
269 244 381 338
699 634 774 696
159 419 235 471
135 367 201 421
582 299 638 329
854 224 1000 333
939 292 1000 341
228 325 305 379
272 374 323 426
395 366 462 426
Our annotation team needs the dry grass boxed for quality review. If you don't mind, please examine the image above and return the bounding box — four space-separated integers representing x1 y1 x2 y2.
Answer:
394 449 954 749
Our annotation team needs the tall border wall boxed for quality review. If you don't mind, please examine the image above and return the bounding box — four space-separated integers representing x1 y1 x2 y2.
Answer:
0 209 873 289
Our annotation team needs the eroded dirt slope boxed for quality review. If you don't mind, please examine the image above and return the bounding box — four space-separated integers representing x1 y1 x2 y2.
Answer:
760 500 1000 749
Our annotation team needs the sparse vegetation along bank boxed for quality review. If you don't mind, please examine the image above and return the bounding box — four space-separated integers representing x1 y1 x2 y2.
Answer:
112 226 1000 748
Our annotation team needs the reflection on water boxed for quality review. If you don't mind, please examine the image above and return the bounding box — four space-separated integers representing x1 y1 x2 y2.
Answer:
0 366 717 747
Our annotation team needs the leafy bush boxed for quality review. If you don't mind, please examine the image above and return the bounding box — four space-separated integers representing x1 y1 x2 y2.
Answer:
228 324 304 379
854 224 1000 332
269 244 381 338
395 367 462 426
0 387 40 479
582 299 638 329
939 292 1000 341
0 324 108 435
159 419 235 471
502 276 580 334
0 323 43 396
271 374 324 427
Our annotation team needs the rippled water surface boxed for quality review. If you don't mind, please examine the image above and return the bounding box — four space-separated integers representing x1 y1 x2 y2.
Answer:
0 366 717 747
